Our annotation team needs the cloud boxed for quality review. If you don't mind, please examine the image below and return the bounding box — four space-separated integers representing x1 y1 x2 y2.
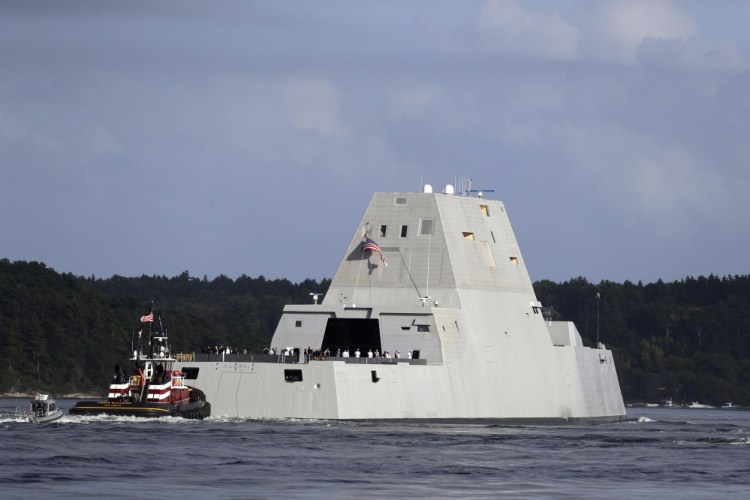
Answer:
438 0 581 61
1 1 749 283
628 142 721 218
280 77 347 139
81 123 124 165
432 0 747 72
475 0 582 60
637 36 747 72
580 0 698 64
386 84 440 120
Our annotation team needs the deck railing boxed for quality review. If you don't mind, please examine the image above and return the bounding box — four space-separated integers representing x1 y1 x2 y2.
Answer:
178 352 427 365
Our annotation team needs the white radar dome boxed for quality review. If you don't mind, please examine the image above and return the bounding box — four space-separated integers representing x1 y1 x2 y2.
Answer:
444 184 455 194
423 184 433 193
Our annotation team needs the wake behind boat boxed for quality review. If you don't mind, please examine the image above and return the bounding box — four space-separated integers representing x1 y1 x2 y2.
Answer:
70 305 210 419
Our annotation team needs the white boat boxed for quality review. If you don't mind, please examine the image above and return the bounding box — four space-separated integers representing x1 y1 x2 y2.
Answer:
721 402 740 409
688 401 712 409
28 393 63 424
175 186 626 422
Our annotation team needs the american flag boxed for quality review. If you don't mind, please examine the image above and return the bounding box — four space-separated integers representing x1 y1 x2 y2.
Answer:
140 310 154 323
362 237 387 265
363 237 382 254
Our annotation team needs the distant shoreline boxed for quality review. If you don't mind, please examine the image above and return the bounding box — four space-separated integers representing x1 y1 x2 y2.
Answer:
0 392 102 399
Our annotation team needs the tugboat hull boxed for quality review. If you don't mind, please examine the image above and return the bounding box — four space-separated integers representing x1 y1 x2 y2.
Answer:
70 388 211 419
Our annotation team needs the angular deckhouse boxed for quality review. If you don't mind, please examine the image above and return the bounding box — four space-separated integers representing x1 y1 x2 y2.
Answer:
176 189 626 422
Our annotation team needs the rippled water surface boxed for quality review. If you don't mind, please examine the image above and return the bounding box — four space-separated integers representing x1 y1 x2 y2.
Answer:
2 399 749 498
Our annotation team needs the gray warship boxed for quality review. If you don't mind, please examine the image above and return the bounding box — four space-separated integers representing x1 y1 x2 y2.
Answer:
175 186 626 422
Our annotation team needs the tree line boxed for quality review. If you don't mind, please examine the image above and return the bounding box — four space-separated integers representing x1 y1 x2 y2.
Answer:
1 258 748 404
0 259 329 395
534 275 750 405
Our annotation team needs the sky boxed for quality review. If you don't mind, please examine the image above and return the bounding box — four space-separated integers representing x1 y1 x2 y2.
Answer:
1 0 749 285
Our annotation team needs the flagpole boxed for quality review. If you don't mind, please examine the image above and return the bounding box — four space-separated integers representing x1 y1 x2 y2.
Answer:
354 238 364 307
147 301 154 357
596 292 601 348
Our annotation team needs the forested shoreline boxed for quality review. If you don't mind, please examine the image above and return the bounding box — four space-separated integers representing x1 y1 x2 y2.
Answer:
1 258 748 405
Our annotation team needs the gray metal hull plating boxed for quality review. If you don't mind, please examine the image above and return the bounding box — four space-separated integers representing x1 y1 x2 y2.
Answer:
178 352 624 421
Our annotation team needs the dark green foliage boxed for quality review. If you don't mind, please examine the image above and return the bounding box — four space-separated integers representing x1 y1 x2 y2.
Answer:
0 258 329 395
534 275 750 406
2 257 747 405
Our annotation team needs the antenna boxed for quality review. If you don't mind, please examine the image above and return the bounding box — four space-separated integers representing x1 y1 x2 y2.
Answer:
309 292 323 305
458 177 496 197
468 188 496 198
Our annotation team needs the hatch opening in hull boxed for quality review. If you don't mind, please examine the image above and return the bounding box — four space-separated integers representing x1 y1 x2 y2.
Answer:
284 369 303 382
321 318 382 355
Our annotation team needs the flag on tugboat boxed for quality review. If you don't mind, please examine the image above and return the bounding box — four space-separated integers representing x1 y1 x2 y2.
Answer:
140 306 154 323
362 237 387 266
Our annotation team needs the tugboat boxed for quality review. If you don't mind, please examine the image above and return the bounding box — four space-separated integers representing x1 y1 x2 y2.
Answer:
28 393 63 424
70 305 210 419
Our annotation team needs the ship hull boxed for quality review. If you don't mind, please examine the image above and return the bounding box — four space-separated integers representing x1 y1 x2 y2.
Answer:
175 350 625 422
29 410 63 425
29 409 64 424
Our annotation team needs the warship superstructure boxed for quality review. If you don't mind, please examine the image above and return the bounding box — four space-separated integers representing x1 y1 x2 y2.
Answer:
175 186 626 422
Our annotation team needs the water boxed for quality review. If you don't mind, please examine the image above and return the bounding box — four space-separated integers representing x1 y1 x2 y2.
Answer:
2 399 749 499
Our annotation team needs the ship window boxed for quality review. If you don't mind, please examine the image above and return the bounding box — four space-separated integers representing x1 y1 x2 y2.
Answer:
417 325 430 332
284 369 303 383
379 225 387 237
463 232 474 240
371 370 380 383
420 219 434 236
182 367 200 379
510 256 518 265
395 197 407 205
400 225 408 237
480 204 490 217
295 320 303 327
401 326 411 331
